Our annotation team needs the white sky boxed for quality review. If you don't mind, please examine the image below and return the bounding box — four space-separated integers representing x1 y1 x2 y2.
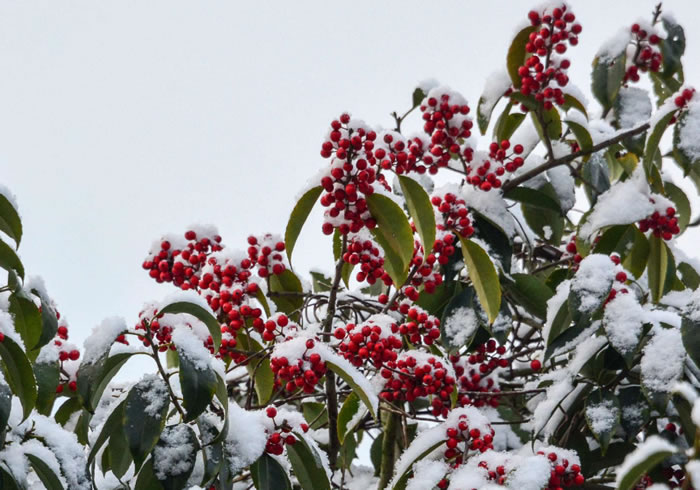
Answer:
2 1 700 346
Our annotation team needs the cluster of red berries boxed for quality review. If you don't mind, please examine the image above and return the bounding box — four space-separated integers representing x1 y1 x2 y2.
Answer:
432 190 474 239
263 406 309 456
604 269 631 305
406 240 445 294
142 229 223 288
452 339 509 408
443 416 495 466
418 89 475 174
638 205 679 240
398 306 441 346
625 24 662 83
270 339 328 394
335 315 402 368
536 451 585 488
343 235 391 286
468 141 525 191
319 114 383 236
380 354 456 417
262 313 297 343
564 235 583 264
246 234 287 278
517 6 581 110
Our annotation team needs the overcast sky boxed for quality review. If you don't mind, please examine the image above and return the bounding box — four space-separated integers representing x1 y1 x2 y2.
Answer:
2 1 700 346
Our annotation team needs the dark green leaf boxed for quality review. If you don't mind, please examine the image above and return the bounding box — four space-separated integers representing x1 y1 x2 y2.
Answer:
505 186 562 213
286 432 331 490
154 425 199 490
564 119 593 152
664 181 691 232
32 290 58 352
269 269 304 321
561 94 588 118
54 397 82 426
34 359 59 415
440 286 481 350
158 301 221 350
88 400 126 463
8 293 41 359
591 53 626 112
644 110 676 176
0 194 22 247
77 351 133 411
302 402 327 430
0 238 24 279
178 349 217 422
310 271 332 293
285 186 323 264
682 316 700 370
124 377 170 470
505 273 553 319
26 454 63 490
678 262 700 290
521 183 564 244
366 193 414 287
507 26 536 87
337 393 361 444
109 425 132 479
412 87 426 108
134 458 163 490
251 453 292 490
0 335 36 419
648 235 669 303
496 111 526 142
471 212 512 274
0 383 10 431
617 440 675 490
398 176 435 256
661 17 685 78
584 389 620 456
236 331 274 405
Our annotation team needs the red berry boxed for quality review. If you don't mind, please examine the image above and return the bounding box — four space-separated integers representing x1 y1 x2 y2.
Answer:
530 359 542 371
266 406 277 418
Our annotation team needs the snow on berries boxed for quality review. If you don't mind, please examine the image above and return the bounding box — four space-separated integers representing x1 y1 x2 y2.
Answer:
398 305 442 346
624 22 663 83
516 5 580 111
638 203 680 240
335 314 402 368
343 233 390 286
452 339 509 409
271 336 328 394
432 188 475 240
246 233 287 278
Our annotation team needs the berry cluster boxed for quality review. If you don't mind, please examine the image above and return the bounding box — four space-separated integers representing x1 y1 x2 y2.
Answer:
263 406 310 456
443 414 495 466
638 205 679 240
398 306 441 345
536 450 585 488
418 88 475 173
246 234 287 278
517 5 581 110
262 313 297 343
625 23 662 83
380 353 456 417
407 239 444 294
452 339 509 408
604 269 631 305
335 315 402 368
142 228 223 288
432 190 474 239
319 114 381 236
468 141 525 191
270 338 328 394
563 235 583 264
343 234 390 286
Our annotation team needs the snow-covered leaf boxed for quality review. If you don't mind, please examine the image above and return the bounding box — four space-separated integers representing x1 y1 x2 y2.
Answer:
77 351 133 411
285 186 323 264
506 26 536 88
616 436 676 490
34 358 59 415
337 392 361 445
178 346 217 422
584 389 620 456
153 424 199 490
158 300 222 350
124 375 170 470
591 53 626 112
26 453 63 490
440 286 482 350
326 359 377 420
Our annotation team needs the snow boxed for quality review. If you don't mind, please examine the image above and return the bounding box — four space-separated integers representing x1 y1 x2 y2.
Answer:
686 461 700 488
81 316 127 365
649 86 688 130
133 374 169 417
153 424 196 480
641 328 685 393
0 310 24 348
172 324 225 379
603 293 646 354
570 254 615 314
224 402 268 475
542 279 570 346
617 87 652 129
462 186 516 238
615 436 676 488
507 454 552 490
596 27 630 61
35 342 60 364
693 399 700 427
684 288 700 323
679 100 700 162
546 165 575 212
479 70 511 120
585 398 619 434
158 289 216 316
444 306 479 346
22 439 66 487
406 460 450 490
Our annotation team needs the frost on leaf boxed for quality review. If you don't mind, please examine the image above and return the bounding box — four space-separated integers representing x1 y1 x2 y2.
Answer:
153 424 197 480
603 293 646 355
641 328 685 394
570 254 615 315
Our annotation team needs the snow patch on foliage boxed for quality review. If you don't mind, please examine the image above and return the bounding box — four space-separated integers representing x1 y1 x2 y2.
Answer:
596 27 631 60
603 293 646 354
546 165 575 212
0 310 23 348
225 402 267 474
135 374 169 417
444 307 479 346
153 425 196 480
586 398 619 434
479 70 511 120
570 254 615 314
81 317 127 365
617 86 652 129
615 436 676 488
678 100 700 162
172 324 225 379
508 454 553 490
641 328 685 393
542 279 570 345
462 187 515 238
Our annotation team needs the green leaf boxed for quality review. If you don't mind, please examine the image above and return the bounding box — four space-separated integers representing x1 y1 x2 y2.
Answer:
644 110 676 176
26 454 63 490
370 432 383 477
286 433 331 490
458 237 501 324
521 183 564 244
285 186 323 264
236 331 274 405
648 235 669 303
34 359 59 415
561 94 588 118
616 439 675 490
471 212 512 274
325 359 377 419
251 453 292 490
0 335 36 419
158 300 221 350
618 387 650 440
54 397 82 426
337 392 361 444
440 286 481 350
504 186 562 213
664 181 691 232
591 53 626 112
661 17 685 78
109 426 133 479
124 378 170 470
88 400 126 463
398 176 435 256
504 273 553 319
77 351 133 411
302 402 327 430
681 316 700 370
178 349 217 422
8 292 41 359
584 389 620 456
622 228 650 279
564 119 593 152
412 87 426 108
269 269 304 320
134 458 163 490
32 290 58 352
154 425 199 490
494 108 526 142
310 271 332 293
507 26 536 87
0 194 21 247
390 440 445 490
678 262 700 290
0 382 10 432
531 107 562 141
477 94 502 136
366 193 414 287
581 154 611 206
0 238 24 279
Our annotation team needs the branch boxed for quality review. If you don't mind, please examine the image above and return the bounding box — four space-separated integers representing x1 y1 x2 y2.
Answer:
501 123 650 193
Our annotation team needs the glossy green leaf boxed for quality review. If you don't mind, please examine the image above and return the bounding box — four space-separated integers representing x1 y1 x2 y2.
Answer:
561 94 588 118
616 440 675 490
664 181 691 232
0 194 21 247
251 453 292 490
286 433 331 490
8 293 41 359
622 228 650 279
678 262 700 290
521 183 564 244
505 273 553 319
178 349 217 422
495 110 526 142
681 316 700 370
77 351 133 411
458 237 501 324
390 440 445 490
648 235 669 303
564 119 593 152
124 378 170 470
591 53 626 112
398 176 435 256
644 110 676 176
661 17 686 78
0 382 10 433
366 193 414 287
285 186 323 264
109 426 132 479
337 392 361 444
236 331 274 405
158 300 221 349
54 397 82 426
507 26 536 87
134 458 162 490
32 289 58 352
269 269 304 320
34 359 59 415
325 359 376 419
0 335 36 419
0 239 24 279
504 186 562 213
88 400 126 463
26 454 63 490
